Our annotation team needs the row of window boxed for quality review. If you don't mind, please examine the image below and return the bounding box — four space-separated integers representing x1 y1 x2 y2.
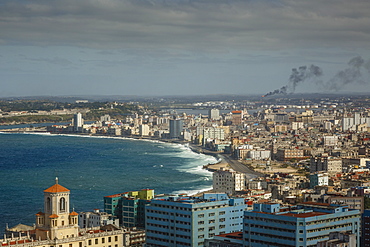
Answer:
87 236 118 245
245 239 295 247
245 223 295 233
246 231 295 241
147 216 191 225
146 223 191 232
150 204 191 211
245 216 296 225
148 230 191 240
307 223 353 234
198 233 215 239
146 236 191 246
305 215 359 226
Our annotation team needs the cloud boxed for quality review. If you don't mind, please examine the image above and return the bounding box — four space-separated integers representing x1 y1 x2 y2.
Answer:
0 0 369 51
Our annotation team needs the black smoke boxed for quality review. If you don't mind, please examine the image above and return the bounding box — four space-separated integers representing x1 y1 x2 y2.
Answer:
325 56 370 91
263 64 323 97
263 56 370 97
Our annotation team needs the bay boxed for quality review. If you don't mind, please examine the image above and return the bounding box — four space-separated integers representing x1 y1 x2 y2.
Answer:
0 132 216 230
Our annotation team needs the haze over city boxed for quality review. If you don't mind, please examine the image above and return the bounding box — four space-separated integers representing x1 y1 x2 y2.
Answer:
1 0 370 97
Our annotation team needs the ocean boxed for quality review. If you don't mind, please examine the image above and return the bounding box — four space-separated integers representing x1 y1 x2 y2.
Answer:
0 132 217 230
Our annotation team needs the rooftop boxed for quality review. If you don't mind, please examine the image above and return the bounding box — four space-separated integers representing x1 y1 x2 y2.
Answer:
281 211 328 218
217 231 243 240
44 178 69 193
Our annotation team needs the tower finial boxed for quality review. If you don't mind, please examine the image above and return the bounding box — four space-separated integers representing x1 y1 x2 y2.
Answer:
55 177 58 184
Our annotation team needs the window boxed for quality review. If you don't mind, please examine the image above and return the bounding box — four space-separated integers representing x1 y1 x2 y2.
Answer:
102 238 105 244
198 221 204 225
95 239 98 244
88 240 92 245
108 237 112 242
47 197 51 212
60 197 66 212
115 236 118 241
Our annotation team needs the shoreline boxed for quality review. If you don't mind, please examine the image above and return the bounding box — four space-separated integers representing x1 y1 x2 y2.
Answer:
1 126 262 190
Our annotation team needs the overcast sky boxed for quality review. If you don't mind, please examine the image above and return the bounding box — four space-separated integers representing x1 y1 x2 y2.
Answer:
1 0 370 97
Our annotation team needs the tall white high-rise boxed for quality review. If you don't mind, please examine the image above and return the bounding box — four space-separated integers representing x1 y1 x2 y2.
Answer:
208 108 220 120
73 112 83 132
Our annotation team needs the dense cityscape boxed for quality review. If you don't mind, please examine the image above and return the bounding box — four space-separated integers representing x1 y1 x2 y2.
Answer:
1 94 370 246
2 0 369 246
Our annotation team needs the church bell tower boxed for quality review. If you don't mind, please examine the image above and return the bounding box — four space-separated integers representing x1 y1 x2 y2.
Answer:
35 178 79 240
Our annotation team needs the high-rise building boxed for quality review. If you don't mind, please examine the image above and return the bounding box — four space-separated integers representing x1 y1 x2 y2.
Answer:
362 209 370 247
104 189 154 228
169 119 183 139
145 193 245 247
243 202 361 247
213 169 246 195
208 108 220 120
139 124 150 136
310 156 342 174
231 111 243 125
73 112 84 132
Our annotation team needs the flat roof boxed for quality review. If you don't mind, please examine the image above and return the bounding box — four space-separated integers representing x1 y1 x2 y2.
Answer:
280 211 328 218
217 231 243 239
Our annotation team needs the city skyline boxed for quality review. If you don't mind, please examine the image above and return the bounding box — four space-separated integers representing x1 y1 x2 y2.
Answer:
1 0 370 97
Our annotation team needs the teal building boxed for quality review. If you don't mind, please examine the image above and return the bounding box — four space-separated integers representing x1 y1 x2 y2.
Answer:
104 189 154 228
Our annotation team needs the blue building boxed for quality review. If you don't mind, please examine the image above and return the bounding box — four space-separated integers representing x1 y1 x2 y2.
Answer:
363 209 370 247
145 193 246 247
243 202 361 247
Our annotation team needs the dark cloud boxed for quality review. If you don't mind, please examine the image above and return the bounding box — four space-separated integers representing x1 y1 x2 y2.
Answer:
0 0 369 50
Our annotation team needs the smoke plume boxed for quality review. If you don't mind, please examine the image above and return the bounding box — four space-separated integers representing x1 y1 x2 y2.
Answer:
325 56 370 91
263 64 323 97
263 56 370 97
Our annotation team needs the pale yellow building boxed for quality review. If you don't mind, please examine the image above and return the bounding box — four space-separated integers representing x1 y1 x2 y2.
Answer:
1 179 144 247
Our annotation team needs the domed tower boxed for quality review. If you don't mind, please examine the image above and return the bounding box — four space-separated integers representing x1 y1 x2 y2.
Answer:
36 178 79 240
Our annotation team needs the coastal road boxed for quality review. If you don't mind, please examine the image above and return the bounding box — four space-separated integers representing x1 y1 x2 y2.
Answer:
221 155 263 178
189 144 263 178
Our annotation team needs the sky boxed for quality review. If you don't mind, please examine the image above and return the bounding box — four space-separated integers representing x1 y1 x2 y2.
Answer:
1 0 370 97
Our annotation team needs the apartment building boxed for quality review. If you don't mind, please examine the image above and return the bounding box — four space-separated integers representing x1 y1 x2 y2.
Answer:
146 193 245 247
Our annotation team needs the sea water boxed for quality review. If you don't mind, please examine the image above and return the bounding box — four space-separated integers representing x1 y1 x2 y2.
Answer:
0 132 216 229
